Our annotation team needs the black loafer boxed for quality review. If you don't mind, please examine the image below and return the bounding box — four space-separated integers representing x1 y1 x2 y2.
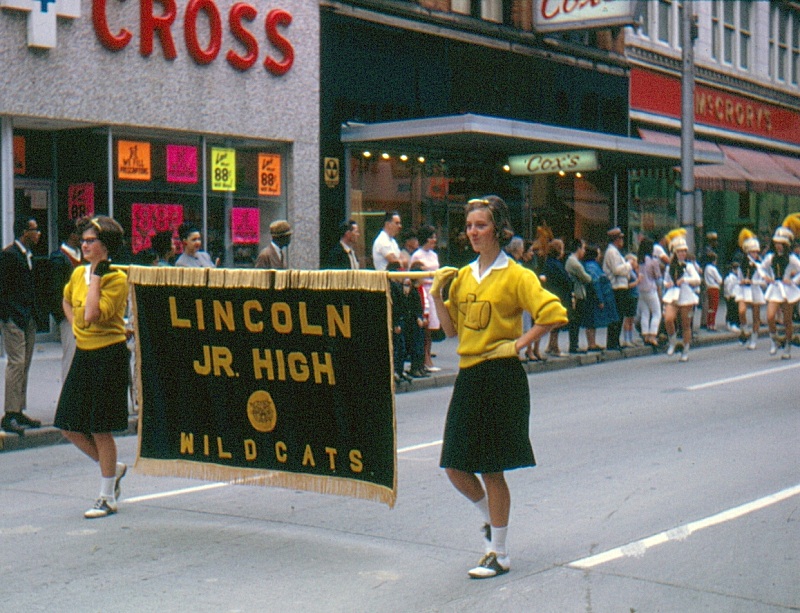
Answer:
15 413 41 428
1 415 26 436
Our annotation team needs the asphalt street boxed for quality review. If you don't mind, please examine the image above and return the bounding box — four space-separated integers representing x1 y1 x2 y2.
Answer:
1 341 798 612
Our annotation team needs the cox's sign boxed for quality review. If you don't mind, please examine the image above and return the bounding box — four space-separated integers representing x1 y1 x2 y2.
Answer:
508 150 598 176
533 0 638 33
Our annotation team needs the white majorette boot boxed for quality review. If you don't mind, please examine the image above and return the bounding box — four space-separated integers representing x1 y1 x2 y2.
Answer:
783 344 792 360
680 345 690 362
747 332 758 350
770 336 779 355
667 334 677 356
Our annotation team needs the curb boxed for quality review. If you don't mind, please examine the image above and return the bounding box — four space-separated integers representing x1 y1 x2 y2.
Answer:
392 330 742 393
0 330 745 453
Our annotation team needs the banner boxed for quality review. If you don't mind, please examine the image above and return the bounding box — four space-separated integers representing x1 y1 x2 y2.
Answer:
129 268 397 507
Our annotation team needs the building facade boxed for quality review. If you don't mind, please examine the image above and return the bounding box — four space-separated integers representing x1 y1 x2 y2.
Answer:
320 0 800 268
628 0 800 266
319 0 694 267
1 0 320 332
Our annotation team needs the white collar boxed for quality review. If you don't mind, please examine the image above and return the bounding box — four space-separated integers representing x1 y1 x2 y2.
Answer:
61 243 81 261
14 240 29 256
470 250 509 283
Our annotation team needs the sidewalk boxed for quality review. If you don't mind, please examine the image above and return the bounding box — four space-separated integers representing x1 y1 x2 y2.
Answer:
0 324 745 453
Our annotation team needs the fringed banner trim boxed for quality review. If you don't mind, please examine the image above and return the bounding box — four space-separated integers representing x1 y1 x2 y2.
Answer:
125 265 389 293
134 457 396 508
127 265 209 287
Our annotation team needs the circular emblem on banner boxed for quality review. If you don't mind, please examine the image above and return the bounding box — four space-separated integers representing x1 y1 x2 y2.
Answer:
247 390 277 433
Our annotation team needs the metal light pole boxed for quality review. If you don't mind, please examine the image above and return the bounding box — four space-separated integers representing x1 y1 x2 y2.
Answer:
680 0 697 253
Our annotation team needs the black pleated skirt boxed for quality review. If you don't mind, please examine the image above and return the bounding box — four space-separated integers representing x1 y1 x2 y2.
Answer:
440 357 535 474
54 341 130 434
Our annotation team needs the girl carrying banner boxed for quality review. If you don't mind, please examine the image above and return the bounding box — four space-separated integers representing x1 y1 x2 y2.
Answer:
430 195 567 579
54 216 129 518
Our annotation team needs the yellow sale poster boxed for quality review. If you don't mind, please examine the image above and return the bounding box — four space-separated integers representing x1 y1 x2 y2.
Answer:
211 147 236 191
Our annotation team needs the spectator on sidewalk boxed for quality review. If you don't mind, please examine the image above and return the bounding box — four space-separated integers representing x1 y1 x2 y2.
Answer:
723 261 742 331
622 253 640 347
55 216 129 519
636 236 662 347
398 229 418 271
542 239 570 357
582 244 618 351
565 238 591 354
256 220 292 269
703 252 723 331
326 219 360 270
410 225 441 372
372 211 402 271
602 227 633 351
430 195 567 580
0 217 43 436
175 223 216 268
151 230 176 267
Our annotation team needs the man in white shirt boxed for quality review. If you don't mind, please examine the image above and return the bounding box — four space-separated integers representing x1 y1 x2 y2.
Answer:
371 211 402 271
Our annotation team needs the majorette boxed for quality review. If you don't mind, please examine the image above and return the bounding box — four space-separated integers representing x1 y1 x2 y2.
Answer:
763 214 800 359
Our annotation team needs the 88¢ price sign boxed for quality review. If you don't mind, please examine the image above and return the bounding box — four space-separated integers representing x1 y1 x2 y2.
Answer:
258 153 282 197
211 148 236 192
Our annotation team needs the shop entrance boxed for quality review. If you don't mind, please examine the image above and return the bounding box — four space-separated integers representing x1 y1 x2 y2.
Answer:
14 178 57 337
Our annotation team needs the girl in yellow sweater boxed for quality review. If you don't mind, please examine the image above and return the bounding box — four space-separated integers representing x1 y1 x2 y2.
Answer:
431 196 567 579
55 216 129 519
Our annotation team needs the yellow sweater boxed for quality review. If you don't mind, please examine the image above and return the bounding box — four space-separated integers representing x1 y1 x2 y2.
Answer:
64 265 128 350
446 258 568 368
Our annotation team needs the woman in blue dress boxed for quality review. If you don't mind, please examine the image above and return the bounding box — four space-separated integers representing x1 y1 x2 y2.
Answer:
581 244 618 351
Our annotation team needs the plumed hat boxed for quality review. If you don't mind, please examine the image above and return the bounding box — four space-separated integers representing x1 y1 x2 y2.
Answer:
772 226 794 245
666 228 688 253
780 213 800 243
738 228 760 253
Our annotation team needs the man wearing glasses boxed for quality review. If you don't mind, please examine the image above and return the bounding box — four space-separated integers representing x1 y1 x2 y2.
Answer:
0 218 43 435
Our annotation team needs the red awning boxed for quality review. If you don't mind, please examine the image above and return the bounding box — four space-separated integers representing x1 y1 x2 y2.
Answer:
720 145 800 196
769 152 800 182
637 129 751 192
638 129 800 195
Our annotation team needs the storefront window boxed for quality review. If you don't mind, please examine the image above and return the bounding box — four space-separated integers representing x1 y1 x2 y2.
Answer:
108 134 287 267
629 168 678 244
348 149 620 266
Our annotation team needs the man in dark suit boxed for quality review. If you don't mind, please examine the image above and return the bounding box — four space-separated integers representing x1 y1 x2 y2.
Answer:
0 217 42 435
325 219 360 269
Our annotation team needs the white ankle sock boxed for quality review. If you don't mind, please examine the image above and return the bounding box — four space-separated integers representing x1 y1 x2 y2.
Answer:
100 476 115 500
491 525 508 556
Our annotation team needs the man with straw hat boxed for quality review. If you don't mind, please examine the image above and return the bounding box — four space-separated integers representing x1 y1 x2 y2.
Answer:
256 220 292 269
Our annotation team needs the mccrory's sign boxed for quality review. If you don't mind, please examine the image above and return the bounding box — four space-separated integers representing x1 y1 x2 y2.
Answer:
533 0 639 33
